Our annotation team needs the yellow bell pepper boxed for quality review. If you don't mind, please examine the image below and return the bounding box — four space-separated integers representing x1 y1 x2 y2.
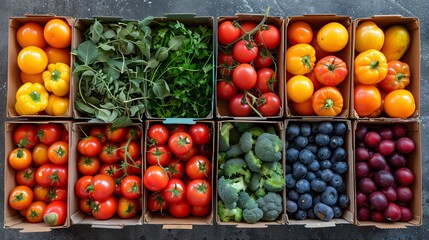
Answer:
45 94 69 116
354 49 388 85
286 43 316 75
42 62 70 96
15 82 49 115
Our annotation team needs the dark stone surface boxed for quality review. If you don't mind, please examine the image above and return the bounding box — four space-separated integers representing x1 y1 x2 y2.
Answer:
0 0 428 239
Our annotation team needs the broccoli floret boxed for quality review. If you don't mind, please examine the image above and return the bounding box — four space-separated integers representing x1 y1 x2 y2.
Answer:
265 125 277 134
264 174 285 192
223 158 249 179
243 199 264 224
254 133 282 162
229 127 241 146
235 122 255 133
219 122 234 152
218 176 247 209
248 126 265 137
255 187 267 198
218 200 243 222
257 192 283 221
261 162 283 177
239 132 255 153
245 150 262 173
226 144 243 158
218 152 227 166
237 191 253 209
249 173 263 192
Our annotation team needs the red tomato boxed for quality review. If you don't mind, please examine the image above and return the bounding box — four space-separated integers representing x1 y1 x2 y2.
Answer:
88 174 115 201
47 141 68 164
168 124 188 136
168 132 193 155
217 80 238 101
218 20 240 45
191 204 211 217
25 201 47 223
233 63 257 90
99 163 124 179
186 155 211 180
229 93 252 117
304 71 324 91
89 126 107 143
8 185 33 210
16 167 37 187
233 40 258 63
119 141 141 161
120 175 142 200
174 145 198 162
98 143 120 164
254 49 274 69
162 178 186 204
169 200 191 218
78 156 101 175
255 25 281 49
79 198 93 213
218 51 235 77
188 123 211 145
14 124 39 148
36 163 68 187
126 126 142 142
117 197 139 219
148 192 168 213
75 175 93 199
92 196 118 220
197 143 213 159
314 56 348 86
60 125 69 143
105 125 127 143
148 124 170 145
186 179 212 207
43 200 67 226
77 136 102 157
146 145 172 166
48 187 67 202
126 157 142 176
166 159 185 179
255 68 277 93
33 185 50 202
143 165 169 192
36 123 62 145
257 92 281 117
239 21 258 36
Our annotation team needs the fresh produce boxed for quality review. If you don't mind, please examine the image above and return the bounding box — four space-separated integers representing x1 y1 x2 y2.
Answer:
217 122 284 224
42 62 70 97
355 124 416 222
15 82 49 115
355 21 384 53
286 121 350 221
380 25 410 61
354 49 388 85
316 22 349 53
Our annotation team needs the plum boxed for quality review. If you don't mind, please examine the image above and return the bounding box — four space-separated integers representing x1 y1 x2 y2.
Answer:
396 186 413 203
357 206 371 221
356 125 368 141
359 177 377 194
368 153 387 171
356 162 370 179
394 167 415 186
384 203 402 222
356 191 368 207
378 140 396 156
396 137 415 154
314 203 334 221
355 147 370 162
368 191 388 211
374 170 395 188
393 124 407 139
399 206 413 222
365 131 381 148
371 211 386 222
381 187 397 203
378 128 394 140
389 153 407 169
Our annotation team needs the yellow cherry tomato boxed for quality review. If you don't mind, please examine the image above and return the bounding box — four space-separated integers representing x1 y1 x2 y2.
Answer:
317 22 349 52
287 75 314 103
355 21 384 53
17 46 48 74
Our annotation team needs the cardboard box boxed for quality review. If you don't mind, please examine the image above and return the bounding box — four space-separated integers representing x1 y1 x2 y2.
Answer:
4 121 71 232
215 15 285 119
216 120 286 227
143 120 214 229
7 15 74 118
70 122 143 228
351 16 420 119
284 119 354 227
285 15 352 118
353 120 422 228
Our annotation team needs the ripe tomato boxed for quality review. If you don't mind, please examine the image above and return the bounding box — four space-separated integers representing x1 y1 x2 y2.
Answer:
43 200 67 226
148 192 168 213
168 124 188 136
314 56 348 86
78 156 101 175
88 174 115 201
255 25 281 49
217 80 238 101
147 145 172 166
36 123 62 145
43 19 71 48
47 141 68 164
186 155 211 180
20 71 44 84
218 51 235 77
17 46 48 74
287 75 314 103
105 125 127 143
99 163 124 179
126 157 142 176
310 30 331 60
92 196 118 220
79 198 93 213
78 136 102 157
232 63 257 90
169 200 191 218
16 167 37 187
143 165 169 192
186 179 212 207
99 143 120 164
354 84 382 117
14 124 39 148
287 21 313 45
355 21 385 53
60 125 69 143
33 185 50 202
286 43 316 75
188 123 211 145
120 175 142 200
197 143 213 159
191 204 211 217
126 126 142 142
258 92 281 117
16 22 47 48
75 176 92 199
148 124 170 145
384 89 415 118
168 132 193 155
233 40 258 63
292 97 315 115
174 145 197 162
304 70 324 91
317 22 349 52
8 147 32 170
9 185 33 210
255 68 277 93
44 45 71 65
379 60 410 93
35 163 68 187
166 159 185 179
119 141 141 161
89 126 107 144
239 21 258 36
218 20 240 45
229 93 252 117
253 49 273 69
117 197 139 219
48 187 67 202
162 179 186 204
25 201 47 223
312 86 344 116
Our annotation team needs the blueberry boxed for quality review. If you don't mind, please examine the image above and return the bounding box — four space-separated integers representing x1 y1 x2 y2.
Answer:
289 142 301 150
333 161 348 174
288 189 300 202
295 179 311 193
311 178 327 193
305 143 318 154
313 194 322 205
329 174 343 188
297 193 313 210
311 123 320 134
321 169 334 182
319 122 333 134
320 160 332 170
287 124 300 139
294 135 309 148
308 160 320 172
315 133 330 147
286 174 296 188
300 123 311 137
286 164 292 174
314 169 323 178
317 147 332 160
314 203 334 221
332 147 347 162
305 172 317 182
332 206 343 218
308 135 315 143
299 149 314 165
286 148 299 164
292 162 308 180
294 210 307 220
307 208 317 219
329 136 344 149
336 181 346 193
321 186 338 206
338 194 350 209
287 200 298 213
333 122 347 136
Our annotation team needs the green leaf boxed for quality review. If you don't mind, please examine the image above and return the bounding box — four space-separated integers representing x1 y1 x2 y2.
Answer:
85 96 101 105
111 115 133 128
100 102 116 109
168 35 185 51
118 91 126 102
95 109 111 122
82 70 95 77
103 29 116 39
75 99 95 115
130 105 140 116
155 47 169 61
99 43 115 51
107 110 119 122
97 51 110 62
73 65 94 75
90 20 104 43
152 79 170 99
146 58 159 70
77 40 98 65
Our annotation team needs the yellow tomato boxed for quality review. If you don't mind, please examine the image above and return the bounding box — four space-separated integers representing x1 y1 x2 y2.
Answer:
17 46 48 74
287 75 314 103
317 22 349 52
384 89 415 118
355 21 384 53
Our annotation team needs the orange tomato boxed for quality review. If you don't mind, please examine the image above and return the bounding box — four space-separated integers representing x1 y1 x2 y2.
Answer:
287 75 314 103
384 89 415 118
47 141 69 164
312 87 343 116
292 97 315 115
16 22 47 49
32 143 50 166
317 22 349 52
354 84 381 117
287 21 313 45
33 185 50 202
25 201 47 223
44 19 71 48
44 46 71 65
8 185 34 210
17 46 48 74
20 71 44 84
8 147 32 170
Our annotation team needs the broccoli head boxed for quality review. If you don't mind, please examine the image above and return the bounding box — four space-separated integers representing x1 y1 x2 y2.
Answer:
254 133 282 162
249 173 263 192
261 162 283 177
257 192 283 221
218 152 227 166
218 200 243 222
226 144 243 158
234 122 255 133
223 158 250 180
254 187 267 198
265 125 277 135
245 150 262 173
218 176 247 209
248 126 265 137
243 199 264 224
239 132 255 153
219 122 234 152
237 191 254 210
264 174 285 192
